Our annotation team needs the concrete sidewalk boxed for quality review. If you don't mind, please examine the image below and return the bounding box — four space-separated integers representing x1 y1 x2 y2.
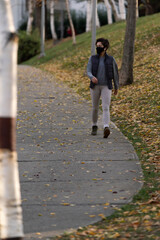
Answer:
17 65 143 239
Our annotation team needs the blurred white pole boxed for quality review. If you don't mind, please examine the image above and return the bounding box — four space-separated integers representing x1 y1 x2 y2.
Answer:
91 0 97 55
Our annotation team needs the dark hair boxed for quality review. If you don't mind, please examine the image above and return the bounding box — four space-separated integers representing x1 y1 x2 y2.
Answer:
96 38 110 50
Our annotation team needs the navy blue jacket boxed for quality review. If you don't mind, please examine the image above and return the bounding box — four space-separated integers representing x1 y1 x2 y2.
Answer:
87 54 119 90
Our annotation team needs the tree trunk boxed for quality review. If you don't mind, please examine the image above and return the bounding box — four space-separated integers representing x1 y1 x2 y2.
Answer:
26 0 34 34
65 0 76 45
108 0 120 21
50 0 57 41
119 0 136 85
96 1 100 28
0 0 24 239
86 0 92 32
96 11 100 27
40 0 45 56
136 0 139 17
145 2 153 15
104 0 112 24
35 1 41 34
119 0 126 20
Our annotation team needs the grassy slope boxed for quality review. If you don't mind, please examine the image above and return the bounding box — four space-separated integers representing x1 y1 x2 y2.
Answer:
25 13 160 239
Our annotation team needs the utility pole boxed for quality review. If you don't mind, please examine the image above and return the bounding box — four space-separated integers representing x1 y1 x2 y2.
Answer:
40 0 45 57
91 0 97 55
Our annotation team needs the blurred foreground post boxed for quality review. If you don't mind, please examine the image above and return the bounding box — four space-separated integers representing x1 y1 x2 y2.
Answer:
0 0 24 239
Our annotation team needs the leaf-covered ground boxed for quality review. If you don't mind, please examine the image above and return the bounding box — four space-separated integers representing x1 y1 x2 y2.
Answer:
25 13 160 240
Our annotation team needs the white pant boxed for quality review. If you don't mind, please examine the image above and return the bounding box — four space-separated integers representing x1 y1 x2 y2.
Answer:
90 85 112 128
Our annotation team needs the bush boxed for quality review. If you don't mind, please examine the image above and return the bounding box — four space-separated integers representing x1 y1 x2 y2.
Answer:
18 30 40 63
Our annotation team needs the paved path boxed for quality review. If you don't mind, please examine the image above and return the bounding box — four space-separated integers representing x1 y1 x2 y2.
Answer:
17 66 143 239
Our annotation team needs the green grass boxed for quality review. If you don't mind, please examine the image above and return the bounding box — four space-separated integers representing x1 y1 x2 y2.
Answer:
25 13 160 66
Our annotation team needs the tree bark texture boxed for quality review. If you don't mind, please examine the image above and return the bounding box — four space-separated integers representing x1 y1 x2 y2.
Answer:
26 0 34 34
65 0 76 44
40 0 45 56
86 0 100 32
108 0 120 21
136 0 139 17
104 0 113 24
0 0 24 239
50 0 57 40
35 1 41 34
86 0 92 32
95 1 100 28
120 0 136 85
119 0 126 20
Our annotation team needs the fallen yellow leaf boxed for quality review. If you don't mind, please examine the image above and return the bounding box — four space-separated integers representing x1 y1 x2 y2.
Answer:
98 213 105 219
50 212 56 216
104 202 110 206
61 203 70 206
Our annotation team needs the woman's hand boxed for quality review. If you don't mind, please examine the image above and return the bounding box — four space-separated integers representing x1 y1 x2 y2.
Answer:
92 77 98 84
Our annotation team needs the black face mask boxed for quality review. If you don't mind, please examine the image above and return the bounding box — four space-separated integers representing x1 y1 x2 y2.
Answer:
96 47 104 55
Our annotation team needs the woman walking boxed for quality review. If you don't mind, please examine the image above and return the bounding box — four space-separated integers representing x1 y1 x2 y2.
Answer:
87 38 119 138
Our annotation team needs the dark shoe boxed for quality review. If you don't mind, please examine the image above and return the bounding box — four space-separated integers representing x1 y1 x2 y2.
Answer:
103 127 110 138
91 125 98 135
